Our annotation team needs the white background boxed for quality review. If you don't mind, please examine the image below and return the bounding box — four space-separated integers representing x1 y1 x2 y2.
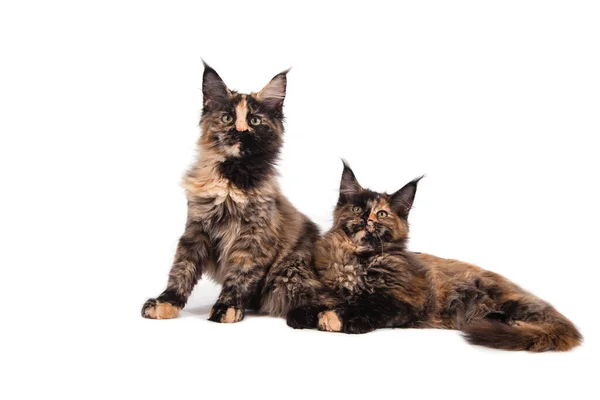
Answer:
1 1 599 399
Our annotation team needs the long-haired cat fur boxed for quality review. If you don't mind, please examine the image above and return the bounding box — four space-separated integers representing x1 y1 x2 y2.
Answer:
293 162 582 352
141 64 333 322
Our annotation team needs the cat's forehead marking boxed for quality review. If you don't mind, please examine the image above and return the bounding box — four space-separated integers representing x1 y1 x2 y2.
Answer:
235 94 249 131
365 196 391 212
366 198 376 210
375 198 392 212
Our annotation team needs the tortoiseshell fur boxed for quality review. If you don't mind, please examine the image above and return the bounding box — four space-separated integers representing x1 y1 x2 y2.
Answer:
296 163 582 352
141 64 334 323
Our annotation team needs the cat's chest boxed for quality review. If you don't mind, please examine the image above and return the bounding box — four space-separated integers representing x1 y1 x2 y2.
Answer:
326 255 384 298
189 193 276 242
186 177 249 214
184 169 277 222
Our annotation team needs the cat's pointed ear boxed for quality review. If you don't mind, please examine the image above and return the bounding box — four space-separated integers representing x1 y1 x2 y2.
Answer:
256 69 289 110
202 61 229 110
390 176 424 218
338 160 363 201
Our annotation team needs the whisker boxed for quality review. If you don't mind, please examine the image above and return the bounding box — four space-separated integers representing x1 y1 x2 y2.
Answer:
375 230 384 256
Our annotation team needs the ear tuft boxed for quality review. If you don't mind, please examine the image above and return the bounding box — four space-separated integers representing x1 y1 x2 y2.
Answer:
390 175 424 217
257 70 289 110
202 62 229 109
338 159 363 201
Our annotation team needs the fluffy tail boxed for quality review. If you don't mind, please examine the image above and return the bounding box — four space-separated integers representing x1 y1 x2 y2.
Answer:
462 309 582 352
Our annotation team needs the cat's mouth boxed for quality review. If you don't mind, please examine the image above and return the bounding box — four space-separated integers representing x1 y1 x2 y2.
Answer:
345 221 387 246
355 222 390 246
222 143 241 157
214 132 244 157
354 227 379 243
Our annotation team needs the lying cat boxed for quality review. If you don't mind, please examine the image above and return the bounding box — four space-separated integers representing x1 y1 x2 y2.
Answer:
291 162 582 352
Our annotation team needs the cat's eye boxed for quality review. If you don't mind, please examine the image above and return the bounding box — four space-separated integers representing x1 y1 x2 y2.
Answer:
250 116 262 126
352 206 363 214
377 210 388 218
221 114 233 124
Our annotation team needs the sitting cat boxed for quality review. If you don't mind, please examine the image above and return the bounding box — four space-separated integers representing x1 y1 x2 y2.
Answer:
142 64 334 323
295 162 582 352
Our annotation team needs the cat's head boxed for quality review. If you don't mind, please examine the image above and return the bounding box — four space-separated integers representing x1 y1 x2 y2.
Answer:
334 161 422 249
200 62 288 161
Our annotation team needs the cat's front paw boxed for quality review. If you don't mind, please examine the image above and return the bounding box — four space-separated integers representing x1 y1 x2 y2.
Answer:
208 303 244 323
141 298 180 319
318 310 342 332
343 314 374 334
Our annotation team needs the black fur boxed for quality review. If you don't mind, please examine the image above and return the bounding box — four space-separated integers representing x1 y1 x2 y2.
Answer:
338 292 420 334
156 290 187 309
286 305 324 329
218 134 280 191
141 298 157 317
204 88 284 191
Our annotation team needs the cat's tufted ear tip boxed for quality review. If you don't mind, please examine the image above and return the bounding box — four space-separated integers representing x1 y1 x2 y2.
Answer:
201 59 217 74
390 175 425 217
411 175 425 186
339 160 362 199
257 70 288 109
340 158 355 178
202 62 228 109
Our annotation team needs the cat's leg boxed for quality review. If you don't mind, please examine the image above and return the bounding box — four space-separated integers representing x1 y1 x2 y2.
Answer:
286 305 323 329
207 232 277 323
142 220 209 319
285 287 341 330
207 263 267 323
270 256 339 329
330 292 419 334
259 220 340 328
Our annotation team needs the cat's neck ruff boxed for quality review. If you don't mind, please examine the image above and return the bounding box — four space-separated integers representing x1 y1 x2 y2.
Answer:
182 145 279 206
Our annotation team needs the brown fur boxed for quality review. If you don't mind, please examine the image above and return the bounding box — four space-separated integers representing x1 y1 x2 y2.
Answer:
412 253 582 350
142 65 332 323
312 163 582 350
